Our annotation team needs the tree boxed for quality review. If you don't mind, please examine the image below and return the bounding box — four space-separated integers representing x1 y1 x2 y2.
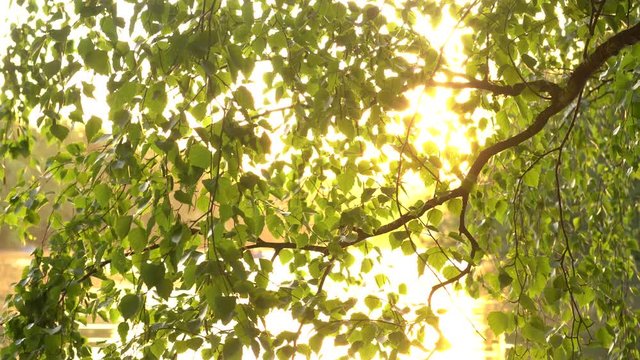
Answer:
1 0 639 358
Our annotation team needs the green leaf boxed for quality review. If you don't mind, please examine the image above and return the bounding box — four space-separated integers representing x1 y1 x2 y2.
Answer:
398 283 407 294
522 53 537 69
389 231 409 249
111 248 131 274
549 334 564 348
359 343 378 360
100 17 117 42
374 273 387 287
379 89 409 110
222 338 243 360
426 251 447 271
522 322 547 344
50 26 70 42
400 240 414 255
446 198 462 215
596 327 613 348
361 258 373 273
189 143 212 169
94 184 112 207
364 295 382 310
523 166 541 187
117 322 129 341
215 296 236 321
44 334 62 354
498 270 513 288
427 208 443 226
118 294 141 320
141 262 165 289
112 109 131 127
364 5 381 20
85 116 102 142
174 190 192 205
233 86 255 110
226 44 246 74
128 227 147 252
85 49 110 75
190 103 208 121
309 333 324 353
43 60 61 78
442 265 459 280
107 82 137 110
488 311 509 335
50 124 69 141
361 187 376 202
336 171 356 193
115 215 132 239
337 117 356 138
502 66 520 84
494 199 509 224
156 278 173 299
390 95 409 110
388 331 410 353
146 83 167 114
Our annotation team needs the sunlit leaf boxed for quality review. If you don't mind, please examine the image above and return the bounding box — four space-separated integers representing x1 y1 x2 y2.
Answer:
523 166 541 187
189 143 212 169
488 311 509 335
85 116 102 142
94 184 112 207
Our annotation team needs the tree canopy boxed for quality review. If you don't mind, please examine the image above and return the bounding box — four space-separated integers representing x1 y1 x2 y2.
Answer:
1 0 639 359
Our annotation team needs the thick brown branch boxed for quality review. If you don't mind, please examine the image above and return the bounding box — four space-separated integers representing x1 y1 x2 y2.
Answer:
353 187 465 243
353 22 640 247
466 21 640 184
565 22 640 98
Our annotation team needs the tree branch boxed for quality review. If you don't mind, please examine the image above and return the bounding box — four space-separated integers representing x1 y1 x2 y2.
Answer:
466 21 640 184
241 238 329 255
426 78 561 97
353 21 640 246
77 235 328 283
75 23 640 284
77 243 161 283
421 19 640 297
565 22 640 98
428 193 478 305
